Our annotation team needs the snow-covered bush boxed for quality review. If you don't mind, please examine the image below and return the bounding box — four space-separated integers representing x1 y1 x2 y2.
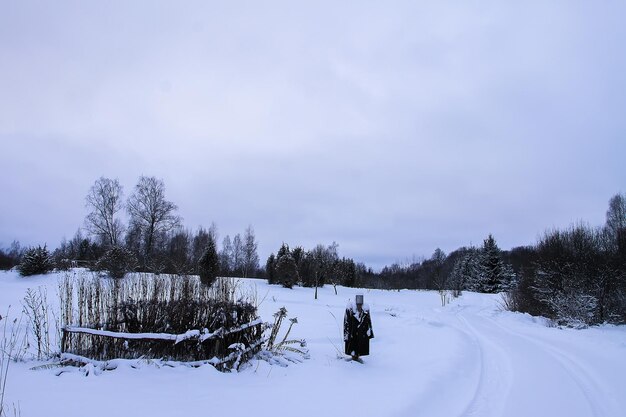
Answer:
547 290 597 328
509 223 626 326
18 245 53 276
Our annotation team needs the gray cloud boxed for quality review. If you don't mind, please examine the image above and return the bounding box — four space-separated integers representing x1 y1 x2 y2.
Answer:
1 1 625 269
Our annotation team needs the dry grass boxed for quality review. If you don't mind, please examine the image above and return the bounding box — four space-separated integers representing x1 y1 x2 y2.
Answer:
59 272 263 368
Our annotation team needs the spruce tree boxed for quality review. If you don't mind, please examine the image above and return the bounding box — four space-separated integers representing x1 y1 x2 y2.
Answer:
277 243 290 260
478 234 515 293
18 245 53 276
266 253 277 285
275 253 298 289
453 248 483 292
481 234 502 293
96 245 137 278
199 239 219 286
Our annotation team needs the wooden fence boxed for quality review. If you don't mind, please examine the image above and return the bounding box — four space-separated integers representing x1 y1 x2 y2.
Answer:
61 319 267 370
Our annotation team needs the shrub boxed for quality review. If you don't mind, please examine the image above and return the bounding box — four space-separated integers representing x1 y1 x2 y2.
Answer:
18 245 53 276
96 246 138 279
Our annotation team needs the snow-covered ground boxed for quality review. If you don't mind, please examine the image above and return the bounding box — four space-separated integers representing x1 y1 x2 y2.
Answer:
1 270 625 417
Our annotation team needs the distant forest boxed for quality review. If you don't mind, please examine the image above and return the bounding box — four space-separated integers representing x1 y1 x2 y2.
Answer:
1 176 624 327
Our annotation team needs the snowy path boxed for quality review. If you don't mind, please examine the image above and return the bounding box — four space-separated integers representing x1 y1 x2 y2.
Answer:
1 271 625 417
390 302 624 417
456 313 602 417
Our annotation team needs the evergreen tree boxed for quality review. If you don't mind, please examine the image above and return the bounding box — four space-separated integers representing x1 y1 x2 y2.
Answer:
339 257 357 288
500 262 517 292
291 246 305 281
267 243 296 286
330 257 357 291
96 245 138 278
275 253 298 289
18 245 53 277
481 234 502 293
199 239 219 286
266 253 277 285
479 234 515 293
452 248 482 292
449 258 464 297
277 243 290 260
167 229 192 275
191 227 212 268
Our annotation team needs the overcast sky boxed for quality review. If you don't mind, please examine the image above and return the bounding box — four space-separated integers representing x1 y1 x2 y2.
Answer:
1 1 625 269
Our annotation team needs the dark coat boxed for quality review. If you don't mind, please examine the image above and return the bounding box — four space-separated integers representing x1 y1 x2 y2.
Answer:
344 305 374 356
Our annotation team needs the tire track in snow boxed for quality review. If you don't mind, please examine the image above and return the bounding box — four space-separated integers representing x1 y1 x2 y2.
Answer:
454 314 487 417
483 316 610 417
389 309 503 417
454 314 512 417
461 313 606 417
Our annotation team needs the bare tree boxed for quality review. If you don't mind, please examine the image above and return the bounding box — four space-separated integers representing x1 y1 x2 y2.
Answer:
430 248 448 306
232 234 243 276
126 176 181 257
219 235 233 275
242 225 259 278
85 177 125 247
606 193 626 251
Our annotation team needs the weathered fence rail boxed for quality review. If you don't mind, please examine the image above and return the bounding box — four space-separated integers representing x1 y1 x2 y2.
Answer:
61 319 267 370
63 318 264 343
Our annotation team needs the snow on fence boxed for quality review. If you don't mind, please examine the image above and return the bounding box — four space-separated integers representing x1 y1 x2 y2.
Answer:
64 318 264 343
61 318 267 370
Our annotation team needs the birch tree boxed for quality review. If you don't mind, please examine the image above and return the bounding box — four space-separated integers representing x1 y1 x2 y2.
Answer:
242 225 259 277
85 177 125 247
126 176 181 257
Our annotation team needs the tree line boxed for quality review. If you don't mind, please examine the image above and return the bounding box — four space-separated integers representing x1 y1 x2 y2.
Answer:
265 242 358 298
1 181 624 326
0 176 260 283
349 193 626 326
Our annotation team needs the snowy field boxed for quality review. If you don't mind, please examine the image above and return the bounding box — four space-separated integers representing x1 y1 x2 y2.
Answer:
1 270 625 417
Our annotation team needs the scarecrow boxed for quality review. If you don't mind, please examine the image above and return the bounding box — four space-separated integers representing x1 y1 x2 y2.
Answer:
343 294 374 362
